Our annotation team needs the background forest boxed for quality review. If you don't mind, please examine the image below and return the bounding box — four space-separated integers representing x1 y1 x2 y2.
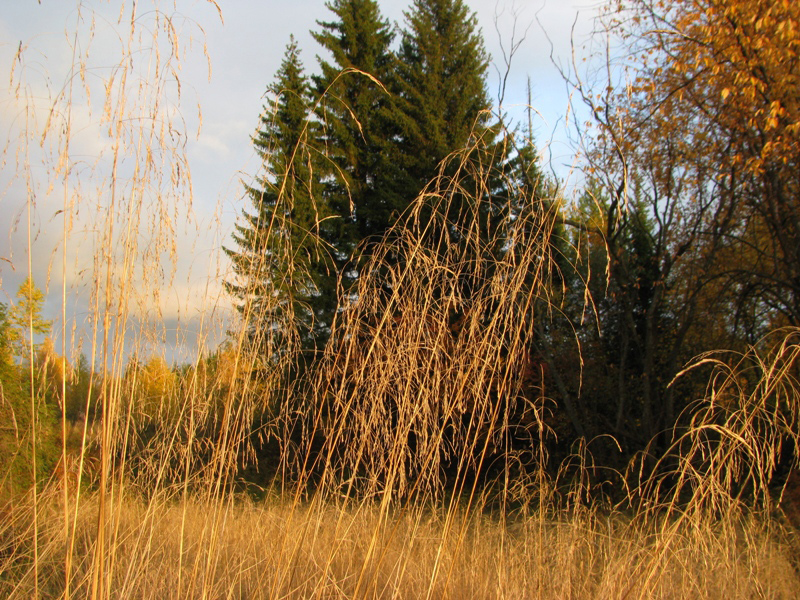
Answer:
2 0 800 598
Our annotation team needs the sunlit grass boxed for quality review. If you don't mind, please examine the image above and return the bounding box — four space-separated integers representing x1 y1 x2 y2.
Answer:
1 1 800 599
2 487 798 599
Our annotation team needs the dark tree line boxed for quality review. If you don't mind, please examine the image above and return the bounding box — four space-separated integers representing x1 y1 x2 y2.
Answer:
225 0 800 496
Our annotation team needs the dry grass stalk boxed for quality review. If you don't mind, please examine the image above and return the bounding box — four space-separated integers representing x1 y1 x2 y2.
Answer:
1 2 799 599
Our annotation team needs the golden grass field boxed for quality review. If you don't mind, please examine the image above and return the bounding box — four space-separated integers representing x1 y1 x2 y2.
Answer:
2 2 800 598
2 484 799 599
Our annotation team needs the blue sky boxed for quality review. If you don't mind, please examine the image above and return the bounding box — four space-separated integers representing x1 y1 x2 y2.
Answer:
0 0 598 364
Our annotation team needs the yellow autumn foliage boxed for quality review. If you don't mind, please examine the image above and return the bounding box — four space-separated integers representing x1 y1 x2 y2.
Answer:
591 0 800 327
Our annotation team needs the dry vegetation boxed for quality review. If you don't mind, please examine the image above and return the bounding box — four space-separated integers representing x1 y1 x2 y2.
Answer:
3 487 799 599
1 1 800 598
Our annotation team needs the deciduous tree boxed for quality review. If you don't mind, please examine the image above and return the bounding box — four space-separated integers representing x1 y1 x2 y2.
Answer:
549 0 800 457
600 0 800 329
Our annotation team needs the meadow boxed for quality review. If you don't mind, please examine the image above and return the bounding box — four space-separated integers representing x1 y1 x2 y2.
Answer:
2 1 800 598
3 485 799 598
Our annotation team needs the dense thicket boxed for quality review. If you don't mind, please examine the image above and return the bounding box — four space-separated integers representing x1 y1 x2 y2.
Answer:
221 0 800 500
0 283 61 497
536 0 800 476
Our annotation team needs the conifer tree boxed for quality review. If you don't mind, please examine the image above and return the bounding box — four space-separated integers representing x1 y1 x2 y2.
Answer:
8 276 52 361
312 0 400 259
394 0 494 200
225 37 331 355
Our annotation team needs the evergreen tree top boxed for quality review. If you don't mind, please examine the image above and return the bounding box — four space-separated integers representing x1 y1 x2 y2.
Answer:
391 0 495 199
269 35 307 103
401 0 488 67
225 33 330 352
398 0 490 122
256 36 312 162
312 0 394 79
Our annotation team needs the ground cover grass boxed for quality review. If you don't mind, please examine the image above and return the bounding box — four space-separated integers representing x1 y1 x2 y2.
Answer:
2 485 798 599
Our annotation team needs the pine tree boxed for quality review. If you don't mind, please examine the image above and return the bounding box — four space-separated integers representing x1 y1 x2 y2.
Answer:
225 37 332 355
8 276 52 361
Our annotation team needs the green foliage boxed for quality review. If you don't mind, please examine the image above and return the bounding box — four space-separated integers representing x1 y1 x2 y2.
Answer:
393 0 492 198
8 276 52 361
391 0 507 282
229 0 502 363
65 353 100 422
0 302 59 498
220 0 800 494
312 0 399 272
226 37 333 355
0 302 13 368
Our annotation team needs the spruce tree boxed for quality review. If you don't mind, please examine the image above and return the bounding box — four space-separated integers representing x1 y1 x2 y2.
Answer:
394 0 494 200
312 0 401 261
225 37 332 356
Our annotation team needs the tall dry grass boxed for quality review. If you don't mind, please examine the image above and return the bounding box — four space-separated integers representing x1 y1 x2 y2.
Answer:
2 485 798 599
1 2 799 599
